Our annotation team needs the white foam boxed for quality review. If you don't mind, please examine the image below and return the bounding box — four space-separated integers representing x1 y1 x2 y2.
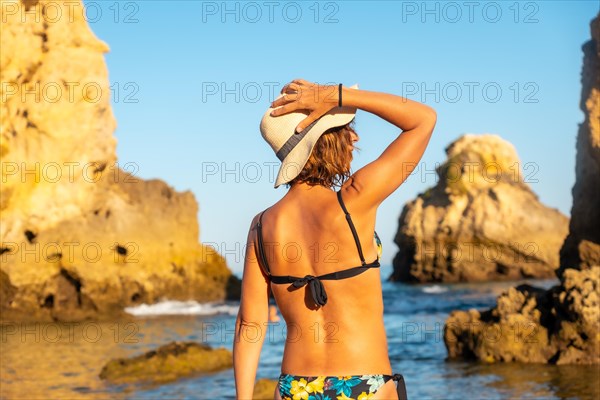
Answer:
422 285 448 294
124 300 239 317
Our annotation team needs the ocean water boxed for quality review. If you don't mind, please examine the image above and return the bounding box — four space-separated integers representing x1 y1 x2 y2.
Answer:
1 266 599 400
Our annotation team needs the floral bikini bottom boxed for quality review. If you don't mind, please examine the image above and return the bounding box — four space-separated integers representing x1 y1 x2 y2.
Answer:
278 373 406 400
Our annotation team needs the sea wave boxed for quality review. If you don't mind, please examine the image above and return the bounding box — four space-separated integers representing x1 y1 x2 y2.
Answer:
421 285 448 294
124 300 239 316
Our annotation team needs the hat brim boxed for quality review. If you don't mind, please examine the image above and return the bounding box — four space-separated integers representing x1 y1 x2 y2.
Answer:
271 84 359 188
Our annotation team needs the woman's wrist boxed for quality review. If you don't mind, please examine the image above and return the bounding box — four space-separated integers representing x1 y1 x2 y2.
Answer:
340 85 360 109
319 84 341 111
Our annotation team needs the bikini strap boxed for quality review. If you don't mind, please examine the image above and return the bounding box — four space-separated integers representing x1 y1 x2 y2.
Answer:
336 190 367 266
392 373 407 400
256 210 272 277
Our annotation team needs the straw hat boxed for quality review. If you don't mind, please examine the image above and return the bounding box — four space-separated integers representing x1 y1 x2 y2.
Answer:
260 84 359 188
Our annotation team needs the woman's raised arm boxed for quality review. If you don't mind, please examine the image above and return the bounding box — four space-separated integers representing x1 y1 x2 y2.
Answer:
342 86 437 209
271 79 437 209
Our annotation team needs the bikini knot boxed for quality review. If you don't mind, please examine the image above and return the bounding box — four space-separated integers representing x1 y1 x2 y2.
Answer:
392 373 405 382
292 275 315 287
292 275 328 306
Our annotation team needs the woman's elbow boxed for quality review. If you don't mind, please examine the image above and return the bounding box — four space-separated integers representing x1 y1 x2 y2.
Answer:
235 312 269 338
425 107 437 122
421 107 437 131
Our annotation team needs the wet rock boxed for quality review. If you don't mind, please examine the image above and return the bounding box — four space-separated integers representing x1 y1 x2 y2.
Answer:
444 267 599 364
99 341 232 384
253 379 278 399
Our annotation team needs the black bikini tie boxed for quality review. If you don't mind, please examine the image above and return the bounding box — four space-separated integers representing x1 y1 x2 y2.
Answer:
391 373 407 400
292 275 328 306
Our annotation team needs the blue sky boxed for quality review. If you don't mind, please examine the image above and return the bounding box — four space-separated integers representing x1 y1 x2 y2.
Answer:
86 1 599 275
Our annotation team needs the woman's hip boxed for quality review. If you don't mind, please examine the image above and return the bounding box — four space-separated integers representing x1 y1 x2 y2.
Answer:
276 373 402 400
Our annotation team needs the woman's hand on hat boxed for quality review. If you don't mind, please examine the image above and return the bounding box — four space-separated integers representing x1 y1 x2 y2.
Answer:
270 79 339 133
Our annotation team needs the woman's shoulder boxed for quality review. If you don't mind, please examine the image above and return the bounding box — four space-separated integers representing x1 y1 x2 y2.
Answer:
338 179 380 216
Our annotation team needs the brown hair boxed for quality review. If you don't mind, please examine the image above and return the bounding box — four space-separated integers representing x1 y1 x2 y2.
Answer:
286 119 358 189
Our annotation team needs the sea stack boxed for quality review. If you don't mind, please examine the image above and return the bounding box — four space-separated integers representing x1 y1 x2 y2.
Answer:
391 134 569 283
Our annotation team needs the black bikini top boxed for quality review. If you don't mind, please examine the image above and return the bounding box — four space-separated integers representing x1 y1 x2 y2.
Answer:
255 190 381 307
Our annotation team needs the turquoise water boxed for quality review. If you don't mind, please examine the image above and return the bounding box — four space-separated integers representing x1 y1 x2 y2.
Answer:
1 267 598 399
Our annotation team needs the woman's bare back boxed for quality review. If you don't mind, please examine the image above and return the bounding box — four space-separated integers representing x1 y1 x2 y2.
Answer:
257 181 392 376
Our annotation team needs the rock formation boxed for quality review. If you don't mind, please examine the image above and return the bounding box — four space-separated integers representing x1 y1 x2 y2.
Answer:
99 341 233 384
443 12 600 365
558 10 600 277
444 267 599 364
390 134 569 283
253 379 278 399
0 0 239 322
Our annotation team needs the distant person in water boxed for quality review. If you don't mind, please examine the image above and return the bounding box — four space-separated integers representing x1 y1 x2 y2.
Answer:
268 304 280 322
233 78 437 400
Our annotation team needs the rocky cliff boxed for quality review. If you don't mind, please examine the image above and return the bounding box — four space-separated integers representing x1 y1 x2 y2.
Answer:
390 134 569 283
443 12 600 365
0 0 239 322
558 10 600 277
